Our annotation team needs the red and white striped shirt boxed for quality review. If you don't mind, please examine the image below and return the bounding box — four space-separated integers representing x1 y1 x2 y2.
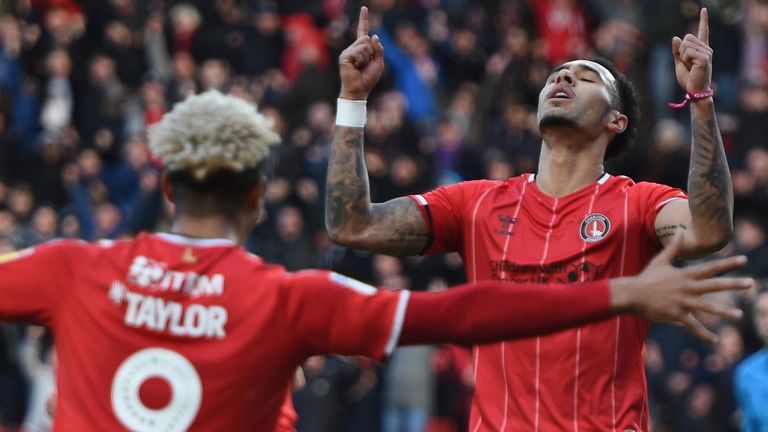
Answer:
409 173 686 432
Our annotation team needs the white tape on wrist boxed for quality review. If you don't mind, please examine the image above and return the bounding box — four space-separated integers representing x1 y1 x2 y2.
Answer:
336 98 367 128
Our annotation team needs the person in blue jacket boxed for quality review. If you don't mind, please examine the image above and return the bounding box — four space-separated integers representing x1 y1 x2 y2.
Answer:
735 286 768 431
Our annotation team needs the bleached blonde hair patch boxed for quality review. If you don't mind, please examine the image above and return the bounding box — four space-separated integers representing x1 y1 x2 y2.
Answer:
148 90 280 181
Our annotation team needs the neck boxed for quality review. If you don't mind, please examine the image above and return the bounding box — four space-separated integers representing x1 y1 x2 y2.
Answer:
170 214 244 244
535 130 607 197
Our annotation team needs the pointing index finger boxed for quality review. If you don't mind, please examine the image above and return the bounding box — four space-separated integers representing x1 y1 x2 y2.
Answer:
698 8 709 45
358 6 369 39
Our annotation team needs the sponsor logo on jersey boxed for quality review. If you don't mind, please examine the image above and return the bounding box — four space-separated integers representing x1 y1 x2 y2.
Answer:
580 213 611 242
488 259 602 283
493 214 518 236
127 256 224 298
182 248 197 265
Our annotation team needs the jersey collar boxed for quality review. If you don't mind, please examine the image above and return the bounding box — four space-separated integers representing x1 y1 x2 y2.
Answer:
155 232 238 248
527 172 611 184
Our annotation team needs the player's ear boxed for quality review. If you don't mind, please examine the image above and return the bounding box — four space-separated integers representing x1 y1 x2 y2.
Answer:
246 178 265 214
607 111 628 135
161 173 174 203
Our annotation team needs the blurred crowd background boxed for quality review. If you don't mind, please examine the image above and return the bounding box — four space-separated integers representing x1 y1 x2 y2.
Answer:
0 0 766 431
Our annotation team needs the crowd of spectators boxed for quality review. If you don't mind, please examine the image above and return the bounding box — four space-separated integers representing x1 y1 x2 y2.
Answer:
0 0 766 430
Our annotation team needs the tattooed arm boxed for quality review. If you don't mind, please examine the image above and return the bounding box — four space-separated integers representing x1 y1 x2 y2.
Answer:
655 9 733 257
324 7 430 256
326 127 430 255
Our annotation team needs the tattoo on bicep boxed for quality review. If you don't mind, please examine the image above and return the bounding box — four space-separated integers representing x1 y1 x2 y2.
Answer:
371 198 430 251
656 223 688 241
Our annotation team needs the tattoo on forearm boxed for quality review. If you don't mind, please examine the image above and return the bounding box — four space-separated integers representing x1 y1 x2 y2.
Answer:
688 115 734 233
325 127 429 255
326 127 368 231
656 223 688 241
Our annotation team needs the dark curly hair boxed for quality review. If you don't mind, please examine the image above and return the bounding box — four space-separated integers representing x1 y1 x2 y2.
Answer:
589 57 641 161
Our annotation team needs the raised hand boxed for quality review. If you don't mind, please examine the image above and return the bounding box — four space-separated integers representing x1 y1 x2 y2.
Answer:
672 8 713 93
338 6 385 100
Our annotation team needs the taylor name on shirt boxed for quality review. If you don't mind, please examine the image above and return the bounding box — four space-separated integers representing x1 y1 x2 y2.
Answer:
107 255 228 340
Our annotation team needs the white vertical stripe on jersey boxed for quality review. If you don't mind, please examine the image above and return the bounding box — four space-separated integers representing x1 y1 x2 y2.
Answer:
469 187 495 430
639 387 647 431
470 187 495 283
498 180 527 432
535 197 559 432
611 189 630 431
472 417 484 432
573 183 602 431
471 345 481 432
535 337 542 431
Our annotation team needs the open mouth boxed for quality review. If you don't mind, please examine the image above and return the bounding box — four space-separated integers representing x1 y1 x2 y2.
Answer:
547 86 573 101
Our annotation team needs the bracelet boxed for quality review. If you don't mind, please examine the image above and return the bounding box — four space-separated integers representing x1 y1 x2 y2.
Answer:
667 88 715 109
336 98 367 127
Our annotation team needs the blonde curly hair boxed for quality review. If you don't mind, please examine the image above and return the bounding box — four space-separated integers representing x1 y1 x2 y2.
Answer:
148 90 280 181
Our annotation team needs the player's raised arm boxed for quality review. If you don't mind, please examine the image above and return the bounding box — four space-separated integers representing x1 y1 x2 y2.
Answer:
325 6 430 256
657 8 733 258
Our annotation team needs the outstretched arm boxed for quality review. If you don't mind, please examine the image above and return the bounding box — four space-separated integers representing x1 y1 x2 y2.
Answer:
325 7 430 255
656 8 733 258
286 238 749 359
401 236 750 346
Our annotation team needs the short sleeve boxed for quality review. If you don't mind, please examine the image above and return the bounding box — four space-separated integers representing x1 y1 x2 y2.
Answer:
279 270 409 359
630 181 688 240
0 240 80 326
408 180 495 255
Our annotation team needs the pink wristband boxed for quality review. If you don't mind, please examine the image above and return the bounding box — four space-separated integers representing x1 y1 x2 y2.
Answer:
668 89 715 109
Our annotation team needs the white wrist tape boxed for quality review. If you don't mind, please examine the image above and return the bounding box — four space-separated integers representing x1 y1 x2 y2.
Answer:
336 98 367 128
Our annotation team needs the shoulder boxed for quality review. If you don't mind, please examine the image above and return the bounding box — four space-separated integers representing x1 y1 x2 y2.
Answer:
441 177 518 197
620 178 687 205
0 239 84 266
415 178 504 208
223 249 287 282
27 238 96 257
280 269 333 287
280 270 379 296
624 178 681 195
603 175 679 191
439 178 503 193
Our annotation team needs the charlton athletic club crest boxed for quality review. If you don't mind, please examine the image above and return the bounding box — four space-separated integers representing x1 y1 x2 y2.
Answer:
580 213 611 242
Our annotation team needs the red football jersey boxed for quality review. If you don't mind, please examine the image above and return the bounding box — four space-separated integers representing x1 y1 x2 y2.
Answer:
410 173 687 432
0 233 408 431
